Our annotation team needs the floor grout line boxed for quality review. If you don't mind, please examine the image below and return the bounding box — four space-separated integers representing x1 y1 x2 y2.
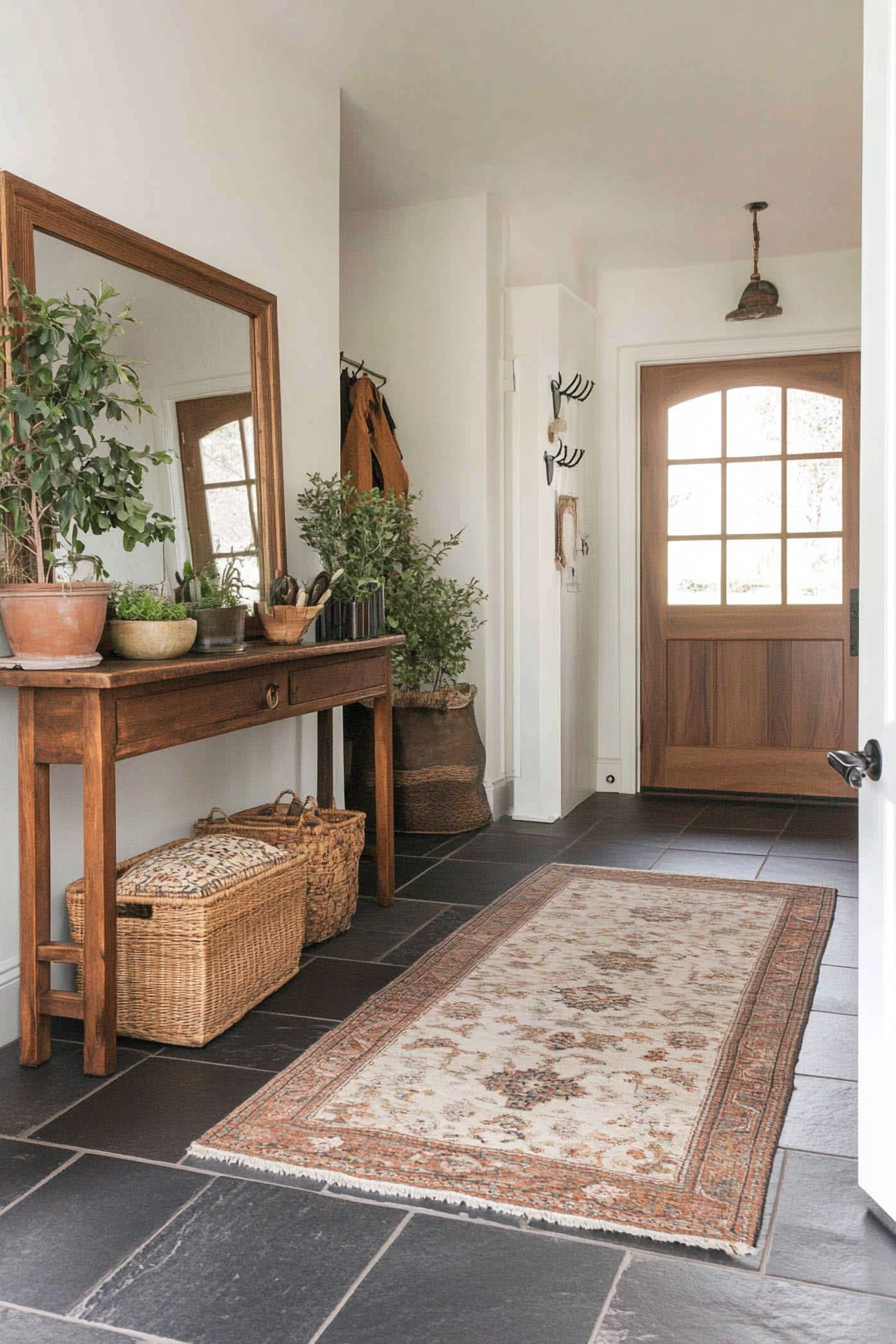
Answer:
587 1249 632 1342
0 1298 187 1342
17 1050 154 1140
305 1210 414 1344
759 1149 789 1275
0 1146 83 1221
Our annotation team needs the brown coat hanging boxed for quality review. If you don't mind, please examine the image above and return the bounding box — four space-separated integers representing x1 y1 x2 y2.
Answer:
341 375 409 496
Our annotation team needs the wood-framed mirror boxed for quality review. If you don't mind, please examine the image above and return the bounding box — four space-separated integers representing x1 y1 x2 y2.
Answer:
0 172 286 625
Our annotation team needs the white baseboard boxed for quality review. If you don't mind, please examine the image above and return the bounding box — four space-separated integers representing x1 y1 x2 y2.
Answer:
485 775 514 820
0 960 19 1049
595 759 623 792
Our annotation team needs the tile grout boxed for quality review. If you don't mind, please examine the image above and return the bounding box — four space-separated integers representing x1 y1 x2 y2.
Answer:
0 1298 187 1342
304 1210 415 1344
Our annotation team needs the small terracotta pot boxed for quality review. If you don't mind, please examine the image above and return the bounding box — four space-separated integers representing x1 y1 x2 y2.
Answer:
0 582 113 668
108 619 198 661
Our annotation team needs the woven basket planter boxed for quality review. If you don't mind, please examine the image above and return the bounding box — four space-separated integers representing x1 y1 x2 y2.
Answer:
346 684 492 834
194 793 365 945
66 836 307 1047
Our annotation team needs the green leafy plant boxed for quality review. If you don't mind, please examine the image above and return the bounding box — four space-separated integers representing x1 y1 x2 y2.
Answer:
0 275 175 582
110 583 189 622
295 473 415 602
178 557 244 609
385 531 486 691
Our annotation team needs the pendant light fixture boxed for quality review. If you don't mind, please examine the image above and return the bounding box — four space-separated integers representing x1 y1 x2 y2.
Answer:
726 201 782 321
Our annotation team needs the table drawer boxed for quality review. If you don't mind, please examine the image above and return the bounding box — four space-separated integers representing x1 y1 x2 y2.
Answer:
289 655 386 708
117 669 290 751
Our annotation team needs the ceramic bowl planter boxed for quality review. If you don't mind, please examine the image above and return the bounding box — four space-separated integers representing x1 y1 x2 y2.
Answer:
0 582 113 668
346 683 492 833
191 606 246 654
108 619 198 661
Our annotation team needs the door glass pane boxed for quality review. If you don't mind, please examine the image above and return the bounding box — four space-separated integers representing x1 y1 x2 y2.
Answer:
727 461 781 534
206 486 255 553
667 392 721 460
787 458 842 532
241 415 256 472
215 552 260 604
668 464 721 535
667 540 721 604
787 390 842 455
199 421 245 483
787 538 842 603
726 387 781 457
727 539 781 603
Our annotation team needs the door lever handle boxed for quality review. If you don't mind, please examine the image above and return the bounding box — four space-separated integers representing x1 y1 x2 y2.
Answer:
827 739 882 789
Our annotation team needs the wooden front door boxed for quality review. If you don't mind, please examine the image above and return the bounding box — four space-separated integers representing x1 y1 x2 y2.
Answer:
640 353 859 797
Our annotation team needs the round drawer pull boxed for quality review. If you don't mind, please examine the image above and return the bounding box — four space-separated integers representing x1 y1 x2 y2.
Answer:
265 683 280 711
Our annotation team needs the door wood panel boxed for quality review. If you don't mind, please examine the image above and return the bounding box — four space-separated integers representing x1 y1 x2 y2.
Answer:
641 352 858 797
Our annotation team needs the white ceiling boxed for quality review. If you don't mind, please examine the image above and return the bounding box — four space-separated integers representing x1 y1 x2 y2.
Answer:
258 0 862 271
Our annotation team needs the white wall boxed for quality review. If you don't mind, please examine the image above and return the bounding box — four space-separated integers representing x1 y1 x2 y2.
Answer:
340 195 509 810
594 248 862 793
0 0 340 1045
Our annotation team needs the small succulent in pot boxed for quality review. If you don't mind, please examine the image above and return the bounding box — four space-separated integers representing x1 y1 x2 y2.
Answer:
107 583 196 661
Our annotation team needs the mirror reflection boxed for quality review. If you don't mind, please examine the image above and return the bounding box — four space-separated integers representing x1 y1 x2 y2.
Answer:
33 232 259 603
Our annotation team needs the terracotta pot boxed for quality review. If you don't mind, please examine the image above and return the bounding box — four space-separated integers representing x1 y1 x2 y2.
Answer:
108 619 198 661
0 582 113 668
191 606 246 653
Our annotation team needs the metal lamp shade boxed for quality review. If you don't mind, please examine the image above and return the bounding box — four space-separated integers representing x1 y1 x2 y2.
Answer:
726 277 783 321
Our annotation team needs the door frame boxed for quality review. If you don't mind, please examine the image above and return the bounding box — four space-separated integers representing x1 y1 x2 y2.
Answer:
614 328 861 795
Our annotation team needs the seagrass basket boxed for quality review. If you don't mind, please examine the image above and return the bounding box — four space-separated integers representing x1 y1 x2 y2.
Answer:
194 792 365 945
66 835 307 1047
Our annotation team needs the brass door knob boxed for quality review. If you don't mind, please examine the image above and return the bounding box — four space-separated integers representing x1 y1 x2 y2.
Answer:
265 683 280 711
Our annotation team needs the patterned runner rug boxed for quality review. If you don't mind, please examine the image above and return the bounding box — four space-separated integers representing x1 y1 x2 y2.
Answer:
190 864 835 1255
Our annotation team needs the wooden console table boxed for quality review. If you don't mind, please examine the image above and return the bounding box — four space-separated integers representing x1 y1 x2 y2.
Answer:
0 636 402 1077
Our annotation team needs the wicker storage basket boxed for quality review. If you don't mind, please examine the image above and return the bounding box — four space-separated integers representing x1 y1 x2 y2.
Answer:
194 792 365 945
66 836 307 1047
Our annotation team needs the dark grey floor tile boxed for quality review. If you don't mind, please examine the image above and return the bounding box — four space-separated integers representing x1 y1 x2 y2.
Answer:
767 1151 896 1295
397 859 540 905
779 1075 857 1157
351 896 448 935
650 850 765 879
812 964 858 1016
318 1214 623 1344
79 1178 404 1344
313 927 409 962
393 832 458 856
559 840 665 869
491 813 594 839
160 1011 333 1071
758 855 858 897
596 797 704 826
822 898 858 968
259 956 403 1020
0 1306 144 1343
795 1012 857 1082
358 854 437 898
32 1057 265 1162
0 1139 75 1210
593 1255 896 1343
382 905 478 966
787 806 858 837
0 1153 208 1314
691 801 794 830
0 1042 147 1138
669 827 777 854
588 820 688 845
49 1018 161 1053
769 834 858 861
447 831 571 864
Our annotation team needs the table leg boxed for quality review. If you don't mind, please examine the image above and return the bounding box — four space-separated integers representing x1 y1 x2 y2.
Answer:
81 692 118 1076
373 667 395 906
19 690 51 1067
317 708 334 808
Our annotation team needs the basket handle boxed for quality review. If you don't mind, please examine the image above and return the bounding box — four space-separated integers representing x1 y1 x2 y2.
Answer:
272 789 302 816
203 806 232 825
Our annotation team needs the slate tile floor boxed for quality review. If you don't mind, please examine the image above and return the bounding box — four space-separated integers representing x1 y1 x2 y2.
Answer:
0 792 892 1343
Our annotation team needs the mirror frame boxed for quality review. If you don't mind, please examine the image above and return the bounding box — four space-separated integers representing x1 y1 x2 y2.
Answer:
0 172 287 621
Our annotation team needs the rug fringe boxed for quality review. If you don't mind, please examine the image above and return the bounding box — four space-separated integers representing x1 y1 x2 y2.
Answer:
186 1141 757 1257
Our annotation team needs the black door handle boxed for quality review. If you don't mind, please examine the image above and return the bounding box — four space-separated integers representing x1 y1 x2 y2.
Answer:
827 739 883 789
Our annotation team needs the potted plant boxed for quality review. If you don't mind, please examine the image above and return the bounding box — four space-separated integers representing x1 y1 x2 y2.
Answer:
345 517 491 834
107 583 196 660
177 557 247 653
0 276 176 667
295 473 412 640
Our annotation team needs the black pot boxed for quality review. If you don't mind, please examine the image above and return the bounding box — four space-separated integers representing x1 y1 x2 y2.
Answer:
191 606 246 653
316 586 384 642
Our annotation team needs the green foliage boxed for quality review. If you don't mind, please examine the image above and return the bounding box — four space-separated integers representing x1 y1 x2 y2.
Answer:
295 473 416 602
110 584 189 622
0 275 175 583
179 558 244 609
385 531 486 691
